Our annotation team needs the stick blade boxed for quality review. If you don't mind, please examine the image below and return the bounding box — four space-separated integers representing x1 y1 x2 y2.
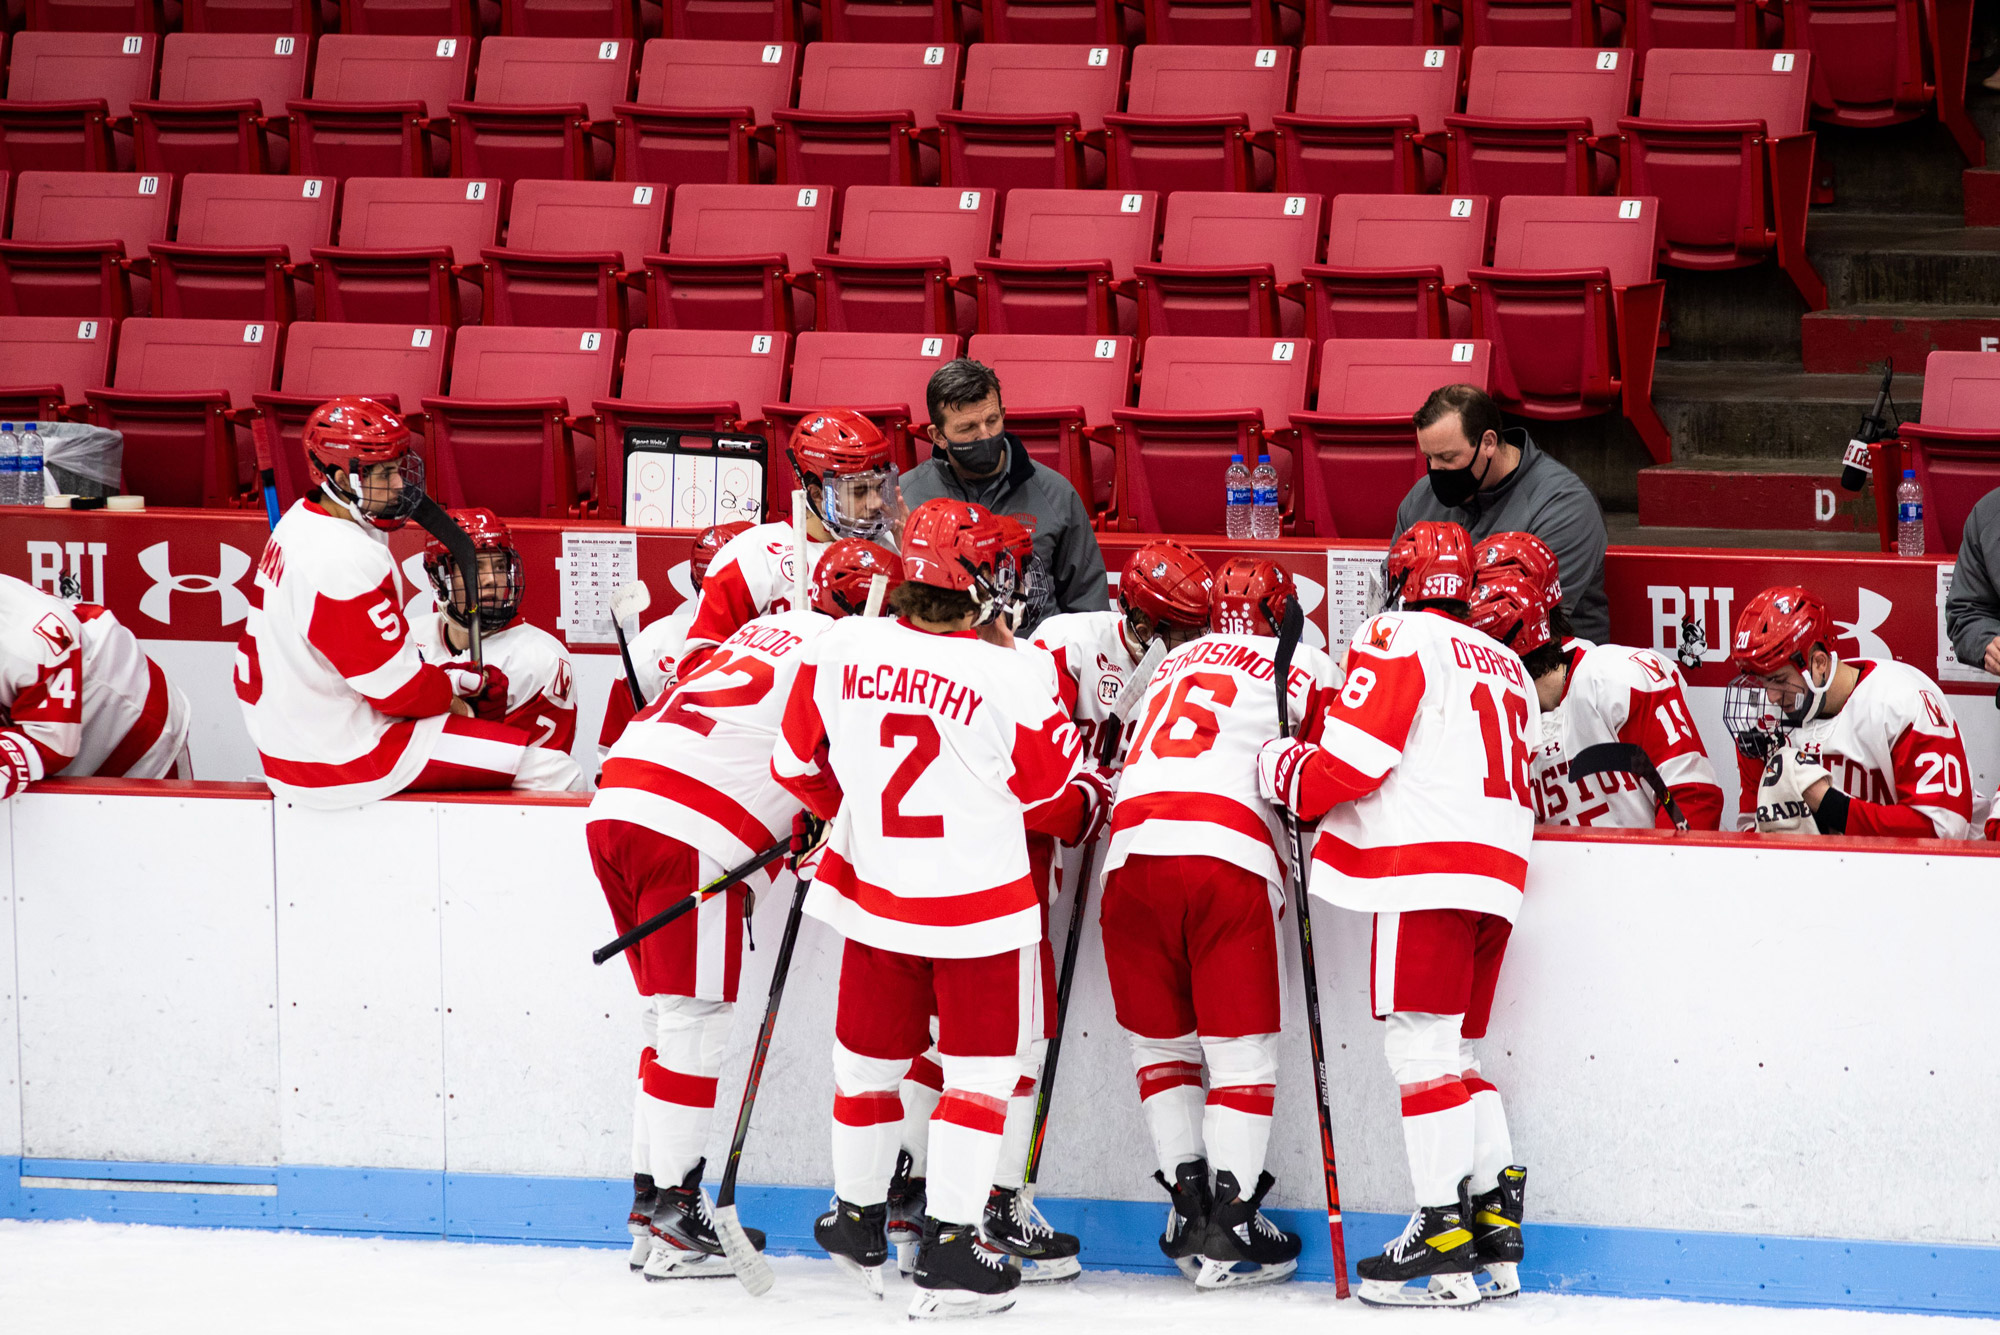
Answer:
610 580 651 625
715 1204 774 1297
1274 594 1304 733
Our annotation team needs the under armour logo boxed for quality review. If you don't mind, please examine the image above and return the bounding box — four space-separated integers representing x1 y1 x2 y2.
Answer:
1834 587 1892 661
139 542 252 626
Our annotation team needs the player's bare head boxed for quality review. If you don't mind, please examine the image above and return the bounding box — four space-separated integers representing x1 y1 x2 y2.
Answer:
304 396 422 531
1211 557 1294 637
1121 540 1214 649
787 409 902 544
424 508 523 633
1729 586 1836 725
811 539 904 618
896 498 1017 629
690 521 753 593
1385 521 1473 617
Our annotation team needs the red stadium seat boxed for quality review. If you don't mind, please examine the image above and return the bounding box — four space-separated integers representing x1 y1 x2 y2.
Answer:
974 187 1158 337
644 182 835 332
251 321 450 510
967 331 1133 516
184 0 320 33
422 324 619 517
661 0 802 39
814 184 997 335
763 330 962 474
132 34 310 177
981 0 1139 43
1107 44 1291 193
0 32 158 175
1468 194 1669 461
1618 49 1825 308
613 40 799 186
823 0 963 40
339 0 480 34
939 44 1124 192
591 328 791 512
0 170 173 319
1463 0 1613 46
152 173 336 322
1447 47 1635 200
1306 193 1491 341
448 37 636 187
1291 338 1492 538
313 175 503 325
1111 334 1308 533
1135 190 1322 340
773 42 962 189
84 316 278 508
0 316 115 424
503 0 642 36
482 179 667 328
25 0 163 32
1275 45 1459 197
1140 0 1284 43
1901 352 2000 554
1301 0 1439 42
1628 0 1766 62
288 36 473 179
1784 0 1982 165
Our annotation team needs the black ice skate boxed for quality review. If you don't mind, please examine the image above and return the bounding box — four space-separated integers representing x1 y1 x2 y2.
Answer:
982 1186 1081 1283
1355 1179 1480 1308
627 1173 657 1272
888 1149 929 1275
815 1196 889 1297
642 1160 765 1281
1195 1169 1301 1290
1466 1165 1526 1298
1154 1158 1212 1281
910 1215 1022 1319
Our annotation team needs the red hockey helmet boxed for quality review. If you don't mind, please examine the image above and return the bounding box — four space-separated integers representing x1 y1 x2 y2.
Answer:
1466 571 1552 656
788 408 902 544
422 507 524 633
1211 556 1294 637
900 498 1017 623
1386 520 1473 608
1121 540 1214 641
1471 531 1561 604
303 395 423 530
810 538 904 618
690 520 753 592
1731 586 1833 677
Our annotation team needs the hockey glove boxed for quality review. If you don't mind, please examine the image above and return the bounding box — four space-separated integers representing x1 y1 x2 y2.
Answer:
1256 737 1319 814
445 664 510 722
1067 767 1117 848
790 810 830 879
0 732 35 801
1755 747 1833 835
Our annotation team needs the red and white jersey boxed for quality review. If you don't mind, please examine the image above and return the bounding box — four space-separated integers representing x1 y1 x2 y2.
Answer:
1531 643 1723 831
66 605 191 779
595 602 694 764
773 617 1084 958
237 500 454 810
1732 659 1972 840
0 574 85 786
1106 633 1336 888
1029 611 1145 769
593 608 832 882
411 613 577 753
680 522 827 670
1301 610 1539 922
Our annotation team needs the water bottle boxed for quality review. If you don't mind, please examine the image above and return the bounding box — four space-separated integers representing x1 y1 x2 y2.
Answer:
0 424 19 508
1897 469 1924 556
1224 453 1252 539
18 423 43 508
1250 454 1281 540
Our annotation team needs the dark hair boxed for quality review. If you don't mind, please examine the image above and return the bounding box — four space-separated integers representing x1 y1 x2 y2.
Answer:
890 578 976 625
927 358 1003 428
1413 383 1504 451
1521 604 1574 678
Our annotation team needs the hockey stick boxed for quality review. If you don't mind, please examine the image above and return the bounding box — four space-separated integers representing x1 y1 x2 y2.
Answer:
412 497 482 672
1568 742 1689 832
1273 596 1351 1299
590 837 789 966
714 870 814 1296
609 581 651 711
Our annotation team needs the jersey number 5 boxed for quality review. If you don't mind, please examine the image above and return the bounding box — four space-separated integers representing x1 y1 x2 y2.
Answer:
1469 683 1532 809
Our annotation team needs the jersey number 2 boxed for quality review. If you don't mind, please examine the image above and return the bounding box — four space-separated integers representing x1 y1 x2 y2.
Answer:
880 715 943 837
1470 683 1532 808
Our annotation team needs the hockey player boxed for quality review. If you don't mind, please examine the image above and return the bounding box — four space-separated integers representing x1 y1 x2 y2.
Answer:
1725 586 1971 838
1257 521 1537 1308
236 397 582 808
679 411 904 677
1466 569 1724 831
596 520 753 762
588 537 904 1280
412 508 577 754
1470 531 1591 651
773 498 1094 1319
1099 556 1332 1291
0 573 193 796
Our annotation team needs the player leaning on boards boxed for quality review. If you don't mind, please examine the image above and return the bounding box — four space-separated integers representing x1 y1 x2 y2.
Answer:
1258 521 1537 1308
1725 587 1972 839
773 498 1089 1320
236 397 582 807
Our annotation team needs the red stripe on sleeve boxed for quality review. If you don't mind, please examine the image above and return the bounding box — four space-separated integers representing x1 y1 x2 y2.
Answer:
306 578 412 679
683 560 760 658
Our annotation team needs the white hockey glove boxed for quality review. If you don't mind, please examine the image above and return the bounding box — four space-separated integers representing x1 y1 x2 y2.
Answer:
1755 746 1833 835
1256 737 1320 814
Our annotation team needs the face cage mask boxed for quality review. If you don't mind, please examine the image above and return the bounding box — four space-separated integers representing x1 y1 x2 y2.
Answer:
431 548 525 634
1740 648 1837 730
817 466 905 546
1721 674 1791 762
1003 554 1054 635
329 453 426 531
963 552 1020 629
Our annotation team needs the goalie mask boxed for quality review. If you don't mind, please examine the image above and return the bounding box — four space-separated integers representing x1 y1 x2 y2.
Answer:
788 409 904 545
900 498 1018 628
423 507 524 634
1729 586 1837 728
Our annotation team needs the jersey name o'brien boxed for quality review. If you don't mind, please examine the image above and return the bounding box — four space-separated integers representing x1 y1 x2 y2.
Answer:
840 663 984 724
1451 636 1524 687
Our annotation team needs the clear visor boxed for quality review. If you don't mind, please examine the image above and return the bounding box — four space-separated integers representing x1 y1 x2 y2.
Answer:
821 466 905 546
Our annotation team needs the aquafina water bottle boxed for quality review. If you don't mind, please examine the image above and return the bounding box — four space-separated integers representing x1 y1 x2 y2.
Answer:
1224 454 1252 540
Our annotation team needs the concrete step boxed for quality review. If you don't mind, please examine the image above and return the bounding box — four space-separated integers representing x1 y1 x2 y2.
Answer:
1809 91 2000 216
1650 362 1921 464
1800 304 2000 373
1635 456 1877 532
1604 510 1880 552
1966 169 2000 226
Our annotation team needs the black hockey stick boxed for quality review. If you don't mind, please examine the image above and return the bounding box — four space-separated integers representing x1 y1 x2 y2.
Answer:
1273 596 1351 1299
590 837 789 965
1568 742 1689 832
609 581 652 711
412 497 482 672
714 872 814 1296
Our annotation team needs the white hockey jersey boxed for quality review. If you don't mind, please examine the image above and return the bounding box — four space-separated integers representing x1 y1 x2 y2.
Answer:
1029 610 1146 768
66 605 192 779
593 603 695 765
680 522 828 669
0 574 85 789
1106 632 1336 888
1298 609 1539 922
773 616 1084 958
237 500 455 809
410 612 577 753
1532 642 1723 830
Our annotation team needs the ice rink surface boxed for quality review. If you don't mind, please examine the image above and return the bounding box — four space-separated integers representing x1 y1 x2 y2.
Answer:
3 1221 1995 1335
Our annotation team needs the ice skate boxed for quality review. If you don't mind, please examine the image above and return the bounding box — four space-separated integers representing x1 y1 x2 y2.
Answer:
1154 1158 1212 1281
889 1150 928 1276
815 1196 889 1297
982 1186 1081 1283
1355 1180 1480 1308
909 1215 1021 1319
1194 1170 1300 1290
1463 1165 1525 1299
642 1161 764 1281
627 1173 656 1272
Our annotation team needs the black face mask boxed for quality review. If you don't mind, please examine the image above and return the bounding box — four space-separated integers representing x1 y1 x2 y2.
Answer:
1426 447 1492 508
945 432 1007 478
